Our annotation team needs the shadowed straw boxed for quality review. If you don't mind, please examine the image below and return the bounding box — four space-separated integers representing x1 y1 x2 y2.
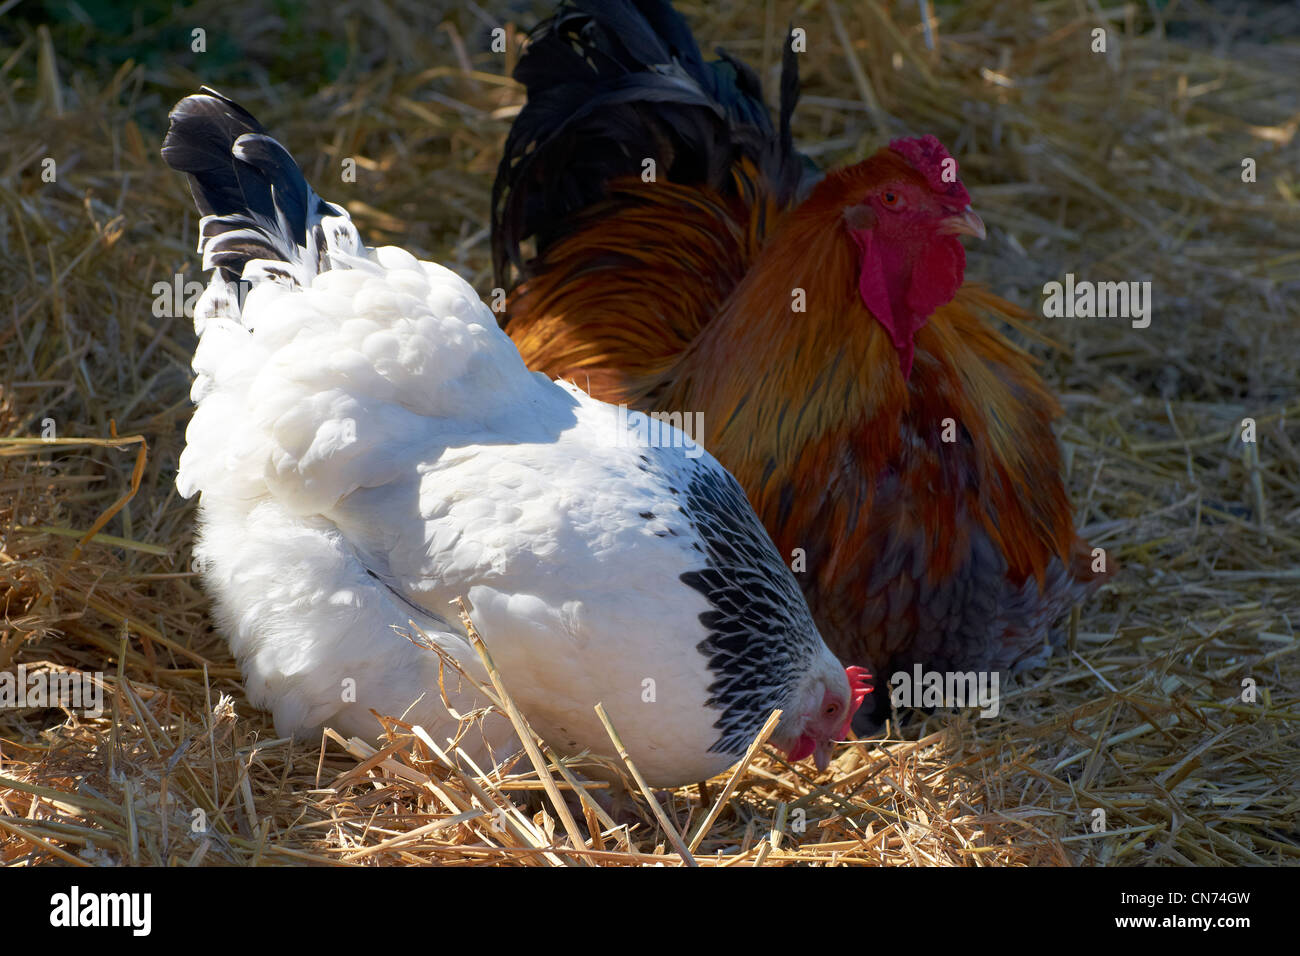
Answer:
594 702 697 866
454 596 594 864
688 708 782 852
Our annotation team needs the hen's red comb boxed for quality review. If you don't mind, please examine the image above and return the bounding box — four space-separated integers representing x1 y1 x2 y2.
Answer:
889 135 970 207
839 665 874 738
846 665 873 710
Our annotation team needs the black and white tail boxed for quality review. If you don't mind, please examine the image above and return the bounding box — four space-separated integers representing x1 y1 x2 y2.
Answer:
161 87 362 321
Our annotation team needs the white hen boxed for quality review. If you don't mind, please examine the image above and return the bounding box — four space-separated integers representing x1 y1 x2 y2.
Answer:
161 89 869 787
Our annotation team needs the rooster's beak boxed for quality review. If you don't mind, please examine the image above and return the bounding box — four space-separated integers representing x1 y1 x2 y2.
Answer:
938 205 986 240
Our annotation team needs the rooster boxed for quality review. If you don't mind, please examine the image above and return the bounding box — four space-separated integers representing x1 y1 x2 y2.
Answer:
161 89 870 787
493 0 1107 727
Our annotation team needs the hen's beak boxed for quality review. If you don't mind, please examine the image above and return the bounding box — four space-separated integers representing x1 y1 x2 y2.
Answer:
938 205 986 240
813 739 833 772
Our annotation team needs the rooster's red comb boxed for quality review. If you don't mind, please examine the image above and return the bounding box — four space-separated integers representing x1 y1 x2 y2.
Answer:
889 135 970 208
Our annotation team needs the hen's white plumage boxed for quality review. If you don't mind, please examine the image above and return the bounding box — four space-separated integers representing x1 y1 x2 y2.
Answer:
162 89 864 787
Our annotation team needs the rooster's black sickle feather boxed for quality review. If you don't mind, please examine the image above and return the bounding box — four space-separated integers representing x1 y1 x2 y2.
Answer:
490 0 811 291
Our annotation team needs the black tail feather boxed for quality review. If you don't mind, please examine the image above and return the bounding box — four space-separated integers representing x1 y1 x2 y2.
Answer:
162 87 336 284
490 0 808 290
161 89 268 217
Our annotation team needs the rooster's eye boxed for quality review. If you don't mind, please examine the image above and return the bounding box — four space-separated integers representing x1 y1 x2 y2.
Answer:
825 702 839 717
881 191 903 209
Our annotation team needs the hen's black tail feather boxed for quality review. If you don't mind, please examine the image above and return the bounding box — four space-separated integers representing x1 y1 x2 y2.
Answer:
162 87 340 285
490 0 809 291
